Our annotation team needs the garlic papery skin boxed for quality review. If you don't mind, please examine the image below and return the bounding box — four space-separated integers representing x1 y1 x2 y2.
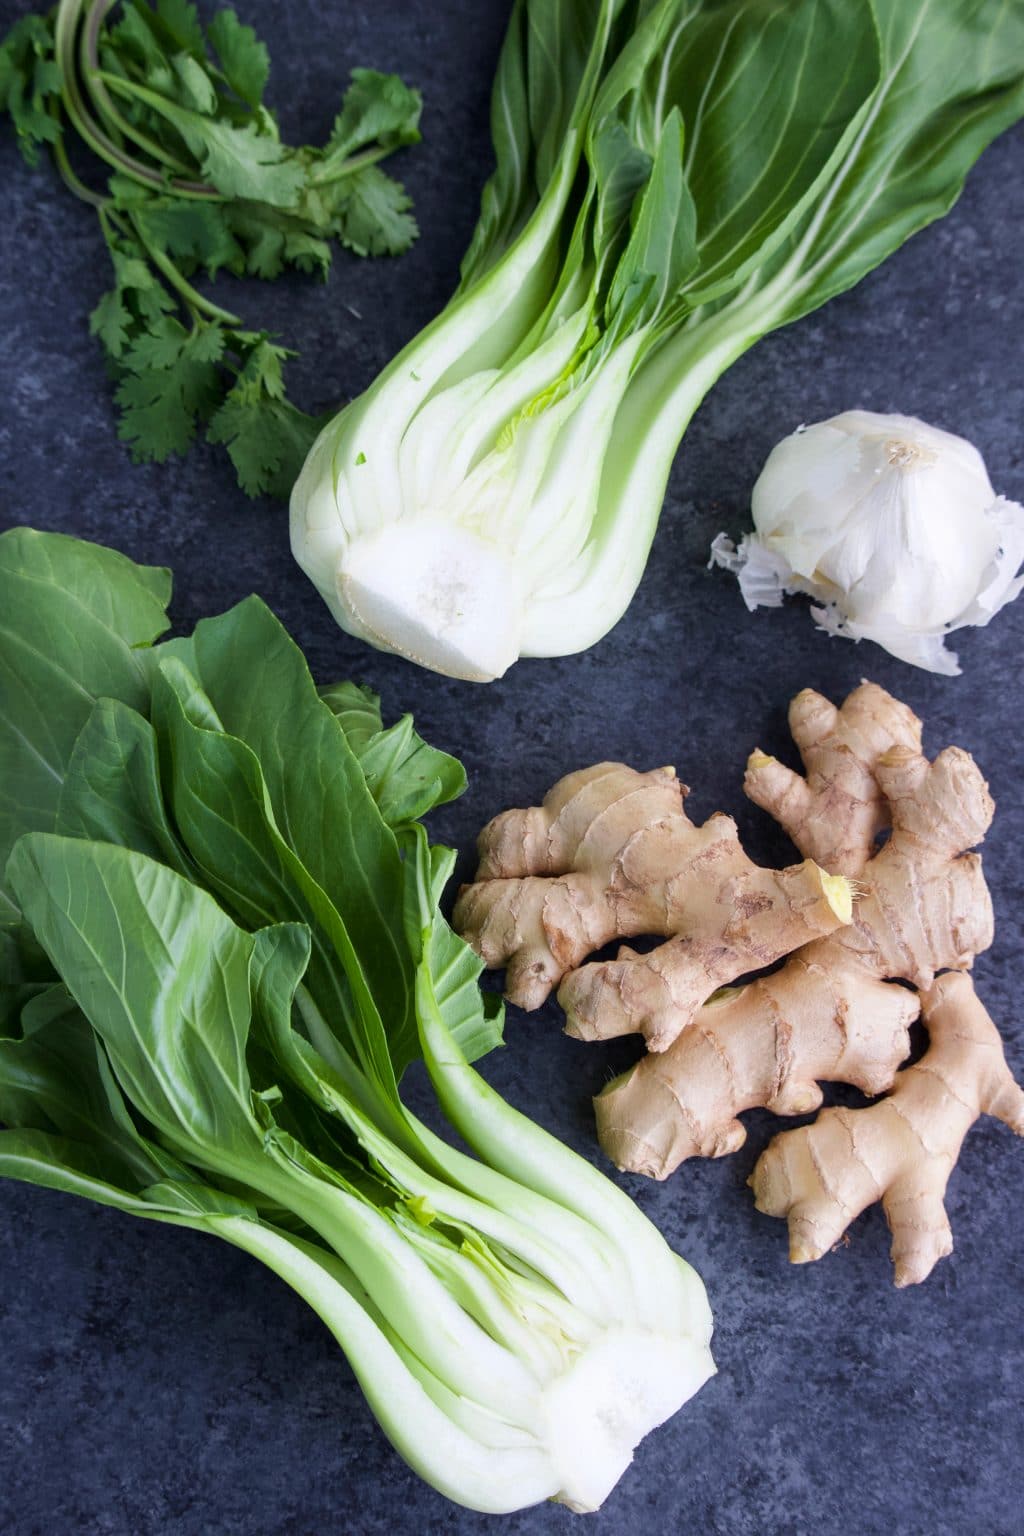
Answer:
710 411 1024 675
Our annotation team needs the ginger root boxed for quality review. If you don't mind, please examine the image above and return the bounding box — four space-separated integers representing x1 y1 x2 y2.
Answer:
749 972 1024 1287
593 947 919 1176
596 695 997 1182
456 681 1022 1285
453 763 852 1049
742 681 922 874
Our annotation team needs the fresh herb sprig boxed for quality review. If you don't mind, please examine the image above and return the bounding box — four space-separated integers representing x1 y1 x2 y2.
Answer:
0 1 422 496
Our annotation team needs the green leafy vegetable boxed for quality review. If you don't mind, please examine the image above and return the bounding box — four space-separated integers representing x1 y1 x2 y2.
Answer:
319 681 466 825
0 527 170 909
0 527 715 1513
0 1 423 497
290 0 1024 680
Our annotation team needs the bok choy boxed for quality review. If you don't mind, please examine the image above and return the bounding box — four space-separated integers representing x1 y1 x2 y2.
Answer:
0 528 714 1514
291 0 1024 680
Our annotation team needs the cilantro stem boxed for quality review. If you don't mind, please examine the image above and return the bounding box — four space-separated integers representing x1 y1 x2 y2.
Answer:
55 0 168 188
92 71 218 187
126 209 243 326
309 143 394 187
54 0 220 200
80 0 195 178
97 70 277 197
50 107 107 208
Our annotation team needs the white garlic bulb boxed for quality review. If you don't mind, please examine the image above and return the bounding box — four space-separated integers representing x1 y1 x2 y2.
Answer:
711 410 1024 674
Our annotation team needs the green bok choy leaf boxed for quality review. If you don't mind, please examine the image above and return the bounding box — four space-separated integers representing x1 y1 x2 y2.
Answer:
0 527 714 1514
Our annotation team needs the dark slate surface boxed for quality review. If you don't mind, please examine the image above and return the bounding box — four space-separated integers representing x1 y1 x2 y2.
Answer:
1 3 1022 1533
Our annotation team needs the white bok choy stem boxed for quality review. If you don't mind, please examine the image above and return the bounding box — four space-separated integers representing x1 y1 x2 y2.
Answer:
290 0 1024 679
218 1215 712 1515
4 830 714 1516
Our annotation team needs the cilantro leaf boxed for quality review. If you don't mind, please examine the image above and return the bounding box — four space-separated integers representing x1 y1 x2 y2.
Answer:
134 198 244 277
107 241 178 326
223 205 289 278
325 68 422 161
90 239 177 361
225 203 333 279
121 313 216 370
154 0 206 60
0 13 61 167
206 336 323 496
234 333 289 397
282 229 332 276
170 51 218 115
332 166 419 258
207 395 323 498
115 320 225 462
106 6 167 77
89 290 133 358
175 113 306 206
207 10 269 108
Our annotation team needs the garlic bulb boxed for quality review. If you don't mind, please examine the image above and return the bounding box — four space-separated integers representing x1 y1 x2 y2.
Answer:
710 411 1024 674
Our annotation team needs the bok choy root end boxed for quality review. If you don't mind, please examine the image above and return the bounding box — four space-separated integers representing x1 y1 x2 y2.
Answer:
290 0 1024 679
0 526 714 1514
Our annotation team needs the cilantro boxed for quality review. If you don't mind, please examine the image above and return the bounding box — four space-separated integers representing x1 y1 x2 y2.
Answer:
151 0 207 60
207 337 326 498
155 105 310 206
170 52 219 115
89 290 133 357
333 165 419 258
0 14 62 166
226 208 292 279
0 1 423 499
324 68 423 161
106 6 167 76
132 199 244 277
114 318 225 461
206 10 269 108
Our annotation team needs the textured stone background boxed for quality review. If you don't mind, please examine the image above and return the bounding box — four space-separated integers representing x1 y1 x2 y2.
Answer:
1 3 1022 1533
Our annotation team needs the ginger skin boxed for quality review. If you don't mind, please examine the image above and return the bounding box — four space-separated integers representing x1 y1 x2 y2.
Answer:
457 681 1021 1284
594 948 918 1177
453 763 851 1049
749 973 1024 1286
749 735 995 988
598 692 996 1181
743 683 922 874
